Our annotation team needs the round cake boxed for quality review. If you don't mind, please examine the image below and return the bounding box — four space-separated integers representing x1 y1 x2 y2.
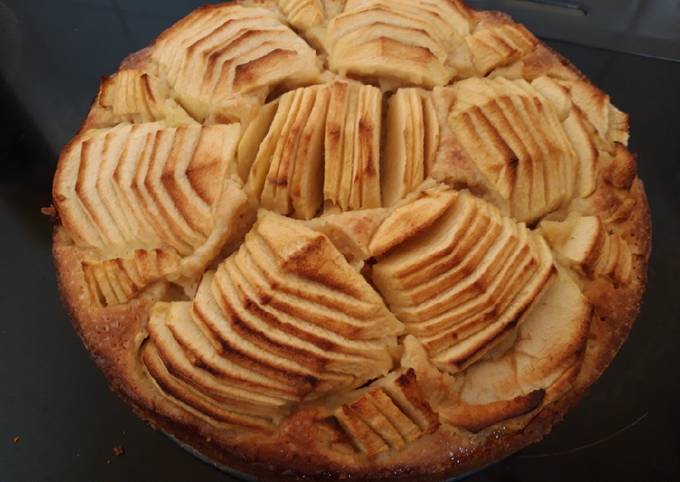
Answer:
50 0 651 479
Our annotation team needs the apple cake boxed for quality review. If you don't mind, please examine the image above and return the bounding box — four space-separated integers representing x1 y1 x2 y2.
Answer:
50 0 651 479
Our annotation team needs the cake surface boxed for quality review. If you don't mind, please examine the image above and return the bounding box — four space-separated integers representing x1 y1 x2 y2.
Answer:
51 0 651 479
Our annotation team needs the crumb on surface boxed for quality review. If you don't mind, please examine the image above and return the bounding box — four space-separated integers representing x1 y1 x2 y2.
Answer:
12 436 20 444
41 206 56 217
113 446 125 457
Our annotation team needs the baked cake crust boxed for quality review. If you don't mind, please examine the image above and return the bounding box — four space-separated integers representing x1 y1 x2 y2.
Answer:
51 1 651 479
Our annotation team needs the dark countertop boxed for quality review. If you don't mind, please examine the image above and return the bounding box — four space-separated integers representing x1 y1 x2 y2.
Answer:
1 1 679 481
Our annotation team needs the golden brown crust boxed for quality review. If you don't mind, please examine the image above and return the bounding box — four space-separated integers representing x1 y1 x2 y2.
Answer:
50 0 651 479
53 201 650 477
